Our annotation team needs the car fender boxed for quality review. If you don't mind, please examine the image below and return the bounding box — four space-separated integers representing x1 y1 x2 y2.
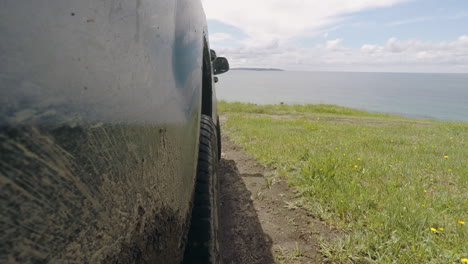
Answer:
0 0 209 263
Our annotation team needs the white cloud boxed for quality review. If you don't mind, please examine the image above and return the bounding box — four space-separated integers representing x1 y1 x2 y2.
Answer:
361 44 383 53
388 16 434 26
386 37 406 53
459 35 468 42
326 39 344 51
202 0 413 44
216 36 468 73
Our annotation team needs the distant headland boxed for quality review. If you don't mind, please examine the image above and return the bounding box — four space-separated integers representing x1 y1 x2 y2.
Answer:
230 68 285 72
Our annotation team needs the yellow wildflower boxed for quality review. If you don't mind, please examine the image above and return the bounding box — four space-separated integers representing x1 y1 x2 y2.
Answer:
354 165 359 169
459 220 465 225
430 227 437 232
423 190 427 193
461 258 468 263
438 227 444 231
444 155 449 159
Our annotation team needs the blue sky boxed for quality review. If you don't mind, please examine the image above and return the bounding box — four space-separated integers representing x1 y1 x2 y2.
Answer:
202 0 468 72
326 0 468 47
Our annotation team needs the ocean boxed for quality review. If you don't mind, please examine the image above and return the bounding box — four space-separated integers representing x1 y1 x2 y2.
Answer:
215 71 468 122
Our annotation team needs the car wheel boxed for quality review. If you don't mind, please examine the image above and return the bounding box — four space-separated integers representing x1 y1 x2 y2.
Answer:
183 115 220 264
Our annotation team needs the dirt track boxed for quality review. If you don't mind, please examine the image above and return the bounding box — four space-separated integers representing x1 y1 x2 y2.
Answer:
218 134 336 264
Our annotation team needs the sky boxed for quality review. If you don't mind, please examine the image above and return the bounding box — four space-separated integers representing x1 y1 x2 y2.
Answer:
202 0 468 73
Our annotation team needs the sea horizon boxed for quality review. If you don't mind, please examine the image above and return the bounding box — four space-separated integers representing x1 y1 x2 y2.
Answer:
231 69 468 75
216 70 468 122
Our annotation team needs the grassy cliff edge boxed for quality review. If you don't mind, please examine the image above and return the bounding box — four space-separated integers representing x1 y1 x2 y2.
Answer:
219 101 468 263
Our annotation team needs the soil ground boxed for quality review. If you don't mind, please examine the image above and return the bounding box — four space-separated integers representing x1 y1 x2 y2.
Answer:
218 126 338 264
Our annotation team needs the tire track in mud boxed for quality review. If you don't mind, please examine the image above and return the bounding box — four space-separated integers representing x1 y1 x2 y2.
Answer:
218 130 339 264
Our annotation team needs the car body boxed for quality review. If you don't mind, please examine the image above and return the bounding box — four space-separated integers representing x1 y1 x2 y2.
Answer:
0 0 227 263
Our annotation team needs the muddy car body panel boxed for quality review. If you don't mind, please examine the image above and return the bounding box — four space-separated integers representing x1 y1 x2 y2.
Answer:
0 0 217 263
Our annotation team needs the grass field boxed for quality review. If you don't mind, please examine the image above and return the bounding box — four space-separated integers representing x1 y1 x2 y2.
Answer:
219 101 468 263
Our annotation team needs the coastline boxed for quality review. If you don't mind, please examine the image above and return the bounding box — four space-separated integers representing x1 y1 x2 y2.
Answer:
218 100 467 123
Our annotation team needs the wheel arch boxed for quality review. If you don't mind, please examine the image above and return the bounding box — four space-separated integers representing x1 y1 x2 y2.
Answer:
201 37 214 118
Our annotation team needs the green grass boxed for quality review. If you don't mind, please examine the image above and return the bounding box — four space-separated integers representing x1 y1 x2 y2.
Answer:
220 102 468 264
219 100 400 119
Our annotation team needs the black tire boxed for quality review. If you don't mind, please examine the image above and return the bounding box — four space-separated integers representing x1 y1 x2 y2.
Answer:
216 115 221 161
183 115 220 264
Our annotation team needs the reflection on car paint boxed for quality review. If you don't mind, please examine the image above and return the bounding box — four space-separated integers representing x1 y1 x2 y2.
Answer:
0 0 209 262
